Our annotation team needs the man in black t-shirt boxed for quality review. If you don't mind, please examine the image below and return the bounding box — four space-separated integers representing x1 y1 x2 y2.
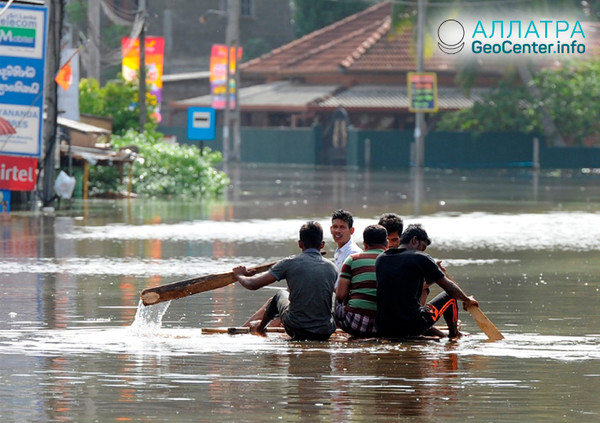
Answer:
375 224 479 338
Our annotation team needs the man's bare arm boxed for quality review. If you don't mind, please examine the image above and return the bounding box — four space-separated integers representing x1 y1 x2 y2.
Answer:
435 276 479 309
233 266 277 290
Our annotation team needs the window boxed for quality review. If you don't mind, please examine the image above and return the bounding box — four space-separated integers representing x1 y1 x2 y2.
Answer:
241 0 253 17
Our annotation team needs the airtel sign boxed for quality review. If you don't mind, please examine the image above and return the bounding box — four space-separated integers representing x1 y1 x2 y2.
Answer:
0 155 38 191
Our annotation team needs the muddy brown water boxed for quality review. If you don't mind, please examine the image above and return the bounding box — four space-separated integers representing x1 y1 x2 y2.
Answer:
1 164 599 422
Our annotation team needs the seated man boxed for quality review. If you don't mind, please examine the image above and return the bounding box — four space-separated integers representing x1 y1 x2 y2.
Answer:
232 221 338 341
375 224 479 339
378 212 403 249
335 224 388 337
330 209 362 273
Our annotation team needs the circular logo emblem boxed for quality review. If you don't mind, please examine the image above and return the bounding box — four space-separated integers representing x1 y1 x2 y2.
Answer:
438 19 465 54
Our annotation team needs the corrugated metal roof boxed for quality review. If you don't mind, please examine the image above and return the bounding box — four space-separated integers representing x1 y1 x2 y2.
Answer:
318 85 488 110
57 116 111 134
171 81 489 111
171 81 340 109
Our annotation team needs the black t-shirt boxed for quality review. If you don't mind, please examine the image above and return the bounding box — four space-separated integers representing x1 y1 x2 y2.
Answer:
375 248 444 335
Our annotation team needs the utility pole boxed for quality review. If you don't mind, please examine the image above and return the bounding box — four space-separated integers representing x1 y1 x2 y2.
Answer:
224 0 240 162
138 0 147 132
87 0 100 80
414 0 427 168
41 0 64 207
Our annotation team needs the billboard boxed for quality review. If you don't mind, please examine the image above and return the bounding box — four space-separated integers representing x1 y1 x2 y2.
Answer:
0 2 48 158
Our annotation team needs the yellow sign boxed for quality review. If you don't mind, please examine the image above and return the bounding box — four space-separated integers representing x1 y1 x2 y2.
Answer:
408 72 438 112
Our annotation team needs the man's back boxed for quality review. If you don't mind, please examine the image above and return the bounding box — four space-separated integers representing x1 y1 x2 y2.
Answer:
340 249 383 316
270 250 338 334
375 248 444 335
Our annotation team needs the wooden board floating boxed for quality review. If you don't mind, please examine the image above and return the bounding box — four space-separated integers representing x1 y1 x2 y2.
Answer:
140 261 275 306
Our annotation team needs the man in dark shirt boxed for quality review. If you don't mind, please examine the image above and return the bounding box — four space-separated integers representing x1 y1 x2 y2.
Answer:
375 224 479 338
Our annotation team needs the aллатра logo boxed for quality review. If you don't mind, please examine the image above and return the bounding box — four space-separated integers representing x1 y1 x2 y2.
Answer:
434 13 591 59
437 19 465 54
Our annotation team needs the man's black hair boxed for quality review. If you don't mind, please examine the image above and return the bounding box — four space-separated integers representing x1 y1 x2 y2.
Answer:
378 213 403 235
331 209 354 228
300 221 324 249
400 224 431 245
363 224 388 247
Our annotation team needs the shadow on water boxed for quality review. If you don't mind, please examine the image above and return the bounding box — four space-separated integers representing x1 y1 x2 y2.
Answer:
1 164 600 421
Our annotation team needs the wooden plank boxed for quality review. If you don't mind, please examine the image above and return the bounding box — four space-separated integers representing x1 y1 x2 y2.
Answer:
201 327 287 335
140 262 275 306
467 305 504 341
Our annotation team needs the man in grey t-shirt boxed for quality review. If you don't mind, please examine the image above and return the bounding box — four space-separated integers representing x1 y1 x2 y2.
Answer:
233 221 338 340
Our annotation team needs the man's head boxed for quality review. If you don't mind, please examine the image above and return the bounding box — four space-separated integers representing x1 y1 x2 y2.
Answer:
299 221 325 250
363 224 388 249
330 209 355 248
378 213 403 248
400 223 431 252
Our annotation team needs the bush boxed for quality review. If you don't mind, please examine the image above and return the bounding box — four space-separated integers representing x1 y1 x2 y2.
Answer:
89 130 229 197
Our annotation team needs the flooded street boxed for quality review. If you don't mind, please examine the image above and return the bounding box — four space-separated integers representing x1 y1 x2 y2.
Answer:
1 164 600 422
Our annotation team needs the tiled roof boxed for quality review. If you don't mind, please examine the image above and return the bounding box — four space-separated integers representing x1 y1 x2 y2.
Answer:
240 2 460 78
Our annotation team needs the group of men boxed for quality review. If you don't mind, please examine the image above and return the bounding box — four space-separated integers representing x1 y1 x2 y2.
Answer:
232 210 478 341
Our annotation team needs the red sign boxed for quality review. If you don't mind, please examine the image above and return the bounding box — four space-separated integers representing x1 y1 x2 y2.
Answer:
0 155 38 191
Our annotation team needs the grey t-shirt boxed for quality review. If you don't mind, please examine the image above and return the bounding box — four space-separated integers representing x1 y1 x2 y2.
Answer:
269 249 338 335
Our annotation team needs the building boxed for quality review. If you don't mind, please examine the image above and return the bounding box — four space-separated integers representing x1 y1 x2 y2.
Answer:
166 2 493 133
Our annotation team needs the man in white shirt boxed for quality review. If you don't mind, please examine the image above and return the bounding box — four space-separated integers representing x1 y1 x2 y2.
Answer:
330 209 362 273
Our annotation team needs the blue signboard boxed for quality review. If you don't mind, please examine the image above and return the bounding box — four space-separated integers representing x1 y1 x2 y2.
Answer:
0 2 48 158
0 189 10 212
187 107 216 141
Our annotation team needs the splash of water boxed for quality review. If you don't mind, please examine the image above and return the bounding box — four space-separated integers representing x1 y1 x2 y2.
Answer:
129 299 171 335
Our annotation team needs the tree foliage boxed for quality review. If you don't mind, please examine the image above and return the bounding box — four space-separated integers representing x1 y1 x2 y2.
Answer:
437 60 600 145
79 77 156 135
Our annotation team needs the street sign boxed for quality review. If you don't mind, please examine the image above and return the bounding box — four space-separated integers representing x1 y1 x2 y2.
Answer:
407 72 438 113
0 2 48 157
187 107 216 141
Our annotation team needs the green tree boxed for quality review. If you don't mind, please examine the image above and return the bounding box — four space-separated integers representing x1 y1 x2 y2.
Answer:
437 59 600 146
79 77 157 135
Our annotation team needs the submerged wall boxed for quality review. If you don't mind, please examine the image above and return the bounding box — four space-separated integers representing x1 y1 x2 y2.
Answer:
158 125 600 169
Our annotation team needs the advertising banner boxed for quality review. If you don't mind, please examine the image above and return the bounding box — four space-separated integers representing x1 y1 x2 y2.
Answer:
210 44 242 110
0 154 37 191
0 2 48 158
121 36 165 122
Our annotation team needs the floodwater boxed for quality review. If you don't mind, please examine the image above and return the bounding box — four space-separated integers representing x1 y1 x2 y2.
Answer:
1 164 600 422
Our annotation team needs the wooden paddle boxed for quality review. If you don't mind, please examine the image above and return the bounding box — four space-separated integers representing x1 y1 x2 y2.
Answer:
140 261 275 306
442 269 504 341
466 305 504 341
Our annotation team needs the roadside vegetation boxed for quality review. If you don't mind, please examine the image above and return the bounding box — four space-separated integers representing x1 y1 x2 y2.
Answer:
437 59 600 146
79 77 229 197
